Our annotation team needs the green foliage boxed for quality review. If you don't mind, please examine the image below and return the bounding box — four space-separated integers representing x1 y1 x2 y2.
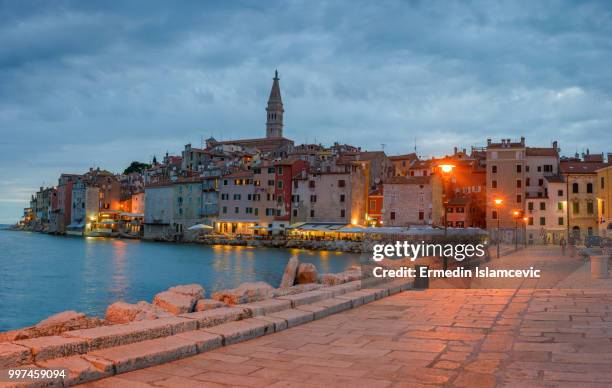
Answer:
123 161 151 175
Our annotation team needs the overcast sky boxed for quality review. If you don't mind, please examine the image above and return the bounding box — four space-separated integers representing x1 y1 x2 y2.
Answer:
1 1 612 223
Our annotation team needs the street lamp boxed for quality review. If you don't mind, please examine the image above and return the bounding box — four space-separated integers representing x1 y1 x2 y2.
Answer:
494 198 503 258
513 210 520 250
439 164 455 271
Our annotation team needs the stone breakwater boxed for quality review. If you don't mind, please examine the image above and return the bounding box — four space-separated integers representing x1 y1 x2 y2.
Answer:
0 258 409 387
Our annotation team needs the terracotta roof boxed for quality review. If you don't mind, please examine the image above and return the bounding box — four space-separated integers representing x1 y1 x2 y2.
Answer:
526 147 559 157
223 171 253 179
560 161 611 174
545 175 565 183
389 153 418 161
384 176 431 185
584 154 604 162
357 151 386 160
447 197 471 206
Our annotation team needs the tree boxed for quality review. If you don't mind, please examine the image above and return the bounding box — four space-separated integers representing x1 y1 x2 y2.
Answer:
123 161 151 175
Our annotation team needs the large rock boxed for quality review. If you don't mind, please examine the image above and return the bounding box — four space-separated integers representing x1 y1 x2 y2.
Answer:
279 256 299 288
319 269 362 286
105 301 173 324
0 311 103 342
153 291 198 315
195 299 227 312
168 284 205 299
296 263 318 284
211 282 274 305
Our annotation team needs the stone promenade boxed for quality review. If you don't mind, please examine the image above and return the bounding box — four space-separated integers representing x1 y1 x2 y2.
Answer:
86 286 612 387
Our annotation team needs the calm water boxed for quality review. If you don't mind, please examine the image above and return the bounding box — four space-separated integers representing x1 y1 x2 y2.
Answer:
0 230 364 331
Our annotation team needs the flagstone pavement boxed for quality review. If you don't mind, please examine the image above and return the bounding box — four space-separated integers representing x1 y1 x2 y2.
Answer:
85 249 612 387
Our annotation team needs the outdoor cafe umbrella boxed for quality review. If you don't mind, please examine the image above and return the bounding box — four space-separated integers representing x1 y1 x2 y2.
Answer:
188 224 214 231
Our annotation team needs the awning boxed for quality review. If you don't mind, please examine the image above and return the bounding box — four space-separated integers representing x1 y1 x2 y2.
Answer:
290 223 350 232
119 212 144 218
99 220 115 225
188 224 214 231
216 219 260 223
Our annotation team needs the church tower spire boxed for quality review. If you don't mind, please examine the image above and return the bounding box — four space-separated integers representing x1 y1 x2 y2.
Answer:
266 70 284 138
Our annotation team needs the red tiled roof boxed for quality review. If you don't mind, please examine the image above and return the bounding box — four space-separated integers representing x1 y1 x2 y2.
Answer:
560 161 611 174
389 153 418 161
526 147 559 157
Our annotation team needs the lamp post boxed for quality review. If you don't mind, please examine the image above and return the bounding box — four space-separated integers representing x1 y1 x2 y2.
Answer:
494 198 503 258
513 210 520 250
523 216 528 248
439 164 455 271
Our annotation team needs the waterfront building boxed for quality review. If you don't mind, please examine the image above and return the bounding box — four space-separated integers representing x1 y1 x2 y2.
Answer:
366 187 383 226
382 175 443 227
56 174 82 233
171 176 218 239
291 161 368 225
69 182 99 235
143 183 175 240
389 153 418 177
84 168 121 212
596 162 612 236
525 175 567 244
561 156 611 242
273 159 309 224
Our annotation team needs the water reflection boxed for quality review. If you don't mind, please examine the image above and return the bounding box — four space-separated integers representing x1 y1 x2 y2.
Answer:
0 230 362 331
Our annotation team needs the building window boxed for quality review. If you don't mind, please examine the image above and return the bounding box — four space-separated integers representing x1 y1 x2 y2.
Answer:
310 209 315 217
526 178 530 186
528 217 534 225
573 183 579 193
310 195 317 203
309 181 315 188
277 181 283 189
516 164 522 173
601 177 605 189
369 199 376 210
516 180 522 188
558 217 564 226
537 166 542 172
540 217 546 226
390 211 396 220
557 202 563 211
587 183 593 194
544 165 553 173
558 189 563 196
492 165 497 174
234 207 239 214
492 210 498 220
223 180 228 186
587 201 594 215
338 180 346 188
292 209 297 217
340 194 345 203
268 180 274 186
573 202 579 214
538 179 544 186
277 166 283 175
340 209 345 218
492 180 497 189
540 202 546 211
418 211 424 220
525 166 530 172
268 167 275 173
254 208 259 216
516 194 522 203
222 206 227 214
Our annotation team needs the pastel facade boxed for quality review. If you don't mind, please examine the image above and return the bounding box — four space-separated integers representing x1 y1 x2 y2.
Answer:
143 184 174 239
382 175 443 227
596 164 612 236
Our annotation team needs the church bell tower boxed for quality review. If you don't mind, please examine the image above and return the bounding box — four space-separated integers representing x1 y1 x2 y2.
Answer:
266 70 284 138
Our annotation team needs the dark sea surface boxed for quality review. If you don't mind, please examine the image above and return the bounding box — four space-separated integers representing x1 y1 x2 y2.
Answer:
0 230 364 331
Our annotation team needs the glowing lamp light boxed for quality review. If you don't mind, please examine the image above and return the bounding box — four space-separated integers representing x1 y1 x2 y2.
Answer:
513 210 520 217
494 198 503 206
523 217 528 222
439 164 455 174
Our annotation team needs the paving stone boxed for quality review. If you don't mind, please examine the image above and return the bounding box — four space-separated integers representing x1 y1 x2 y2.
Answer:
63 317 196 350
174 330 223 353
252 316 288 332
276 290 333 307
325 281 362 297
236 299 292 316
296 298 352 320
268 309 314 328
14 335 88 362
203 318 274 345
37 354 114 386
178 306 251 329
0 342 32 368
89 335 197 374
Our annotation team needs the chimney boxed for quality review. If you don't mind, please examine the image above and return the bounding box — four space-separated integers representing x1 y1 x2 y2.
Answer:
586 148 590 155
454 146 458 154
487 138 491 146
520 136 525 146
552 140 558 150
